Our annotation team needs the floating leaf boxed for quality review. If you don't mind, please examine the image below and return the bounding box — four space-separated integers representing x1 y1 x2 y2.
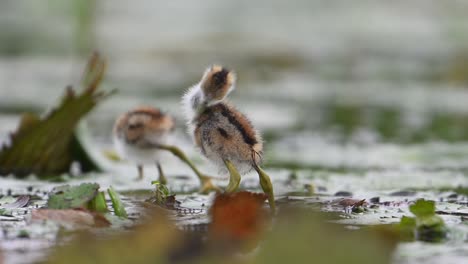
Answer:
398 199 447 242
107 186 127 218
409 199 436 218
0 53 114 179
47 183 100 209
31 209 110 228
209 191 268 251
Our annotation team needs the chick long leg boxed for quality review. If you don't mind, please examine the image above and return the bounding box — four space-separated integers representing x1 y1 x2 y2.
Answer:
137 164 144 181
156 144 221 193
156 162 167 185
254 165 276 213
223 159 241 193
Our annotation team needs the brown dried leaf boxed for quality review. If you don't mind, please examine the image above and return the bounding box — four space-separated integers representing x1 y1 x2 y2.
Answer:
2 195 30 208
209 191 268 243
31 209 110 228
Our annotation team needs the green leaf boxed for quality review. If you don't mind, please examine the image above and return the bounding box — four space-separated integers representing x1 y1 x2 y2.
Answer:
87 191 108 213
47 183 100 209
107 186 127 219
398 216 416 241
400 216 416 227
409 199 435 217
0 53 114 179
399 199 447 242
148 181 171 206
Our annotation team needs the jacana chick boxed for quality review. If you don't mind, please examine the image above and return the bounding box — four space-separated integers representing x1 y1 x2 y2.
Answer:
182 66 275 211
113 106 220 194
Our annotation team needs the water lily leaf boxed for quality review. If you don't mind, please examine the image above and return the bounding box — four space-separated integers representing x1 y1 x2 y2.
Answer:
399 199 447 242
409 199 436 217
47 183 100 209
31 209 110 228
209 191 268 251
107 186 127 218
0 53 114 179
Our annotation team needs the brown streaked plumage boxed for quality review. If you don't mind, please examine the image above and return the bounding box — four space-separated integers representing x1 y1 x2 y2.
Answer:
182 65 275 212
113 106 221 194
194 102 263 174
114 106 174 148
113 106 174 181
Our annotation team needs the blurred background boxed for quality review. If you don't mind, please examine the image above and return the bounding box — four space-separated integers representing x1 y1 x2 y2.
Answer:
2 0 468 176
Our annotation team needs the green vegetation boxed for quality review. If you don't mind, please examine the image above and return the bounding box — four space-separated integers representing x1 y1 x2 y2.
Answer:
107 186 128 219
0 53 113 178
47 183 99 209
398 199 447 242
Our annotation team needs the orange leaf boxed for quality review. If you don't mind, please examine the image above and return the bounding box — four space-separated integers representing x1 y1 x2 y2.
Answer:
209 191 268 243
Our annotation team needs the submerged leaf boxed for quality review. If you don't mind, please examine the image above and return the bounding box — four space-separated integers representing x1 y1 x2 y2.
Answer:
108 186 128 218
0 53 113 179
47 183 100 209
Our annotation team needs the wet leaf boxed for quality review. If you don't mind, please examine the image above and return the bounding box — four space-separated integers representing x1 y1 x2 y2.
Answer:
87 191 108 213
1 195 30 208
409 199 436 217
399 199 447 242
31 209 110 228
209 191 268 248
47 183 100 209
107 186 127 218
0 53 114 178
